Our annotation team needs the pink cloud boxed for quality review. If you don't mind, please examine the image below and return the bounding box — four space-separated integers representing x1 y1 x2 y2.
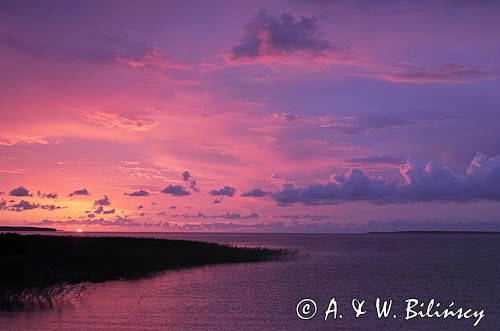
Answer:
116 48 188 72
77 108 158 132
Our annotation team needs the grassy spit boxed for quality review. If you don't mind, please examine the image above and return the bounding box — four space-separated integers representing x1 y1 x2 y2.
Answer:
0 233 290 309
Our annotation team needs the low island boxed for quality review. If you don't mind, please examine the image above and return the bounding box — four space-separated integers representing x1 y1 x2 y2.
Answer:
0 233 288 309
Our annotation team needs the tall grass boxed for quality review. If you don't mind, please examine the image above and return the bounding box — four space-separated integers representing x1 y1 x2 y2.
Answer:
0 233 291 310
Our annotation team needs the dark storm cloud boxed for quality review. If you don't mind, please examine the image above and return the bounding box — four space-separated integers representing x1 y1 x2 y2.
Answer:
161 185 191 196
209 186 236 197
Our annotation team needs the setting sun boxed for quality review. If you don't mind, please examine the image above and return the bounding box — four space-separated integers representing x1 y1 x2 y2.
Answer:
76 228 84 233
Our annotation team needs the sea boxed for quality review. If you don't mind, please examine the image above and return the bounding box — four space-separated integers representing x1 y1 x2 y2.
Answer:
0 232 499 330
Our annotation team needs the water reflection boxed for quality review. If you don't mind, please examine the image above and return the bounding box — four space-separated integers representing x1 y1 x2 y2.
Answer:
1 233 499 330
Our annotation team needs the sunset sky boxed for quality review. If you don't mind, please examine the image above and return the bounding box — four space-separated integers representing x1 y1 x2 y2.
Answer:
2 0 500 232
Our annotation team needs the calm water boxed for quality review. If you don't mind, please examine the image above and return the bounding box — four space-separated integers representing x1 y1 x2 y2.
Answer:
1 232 499 330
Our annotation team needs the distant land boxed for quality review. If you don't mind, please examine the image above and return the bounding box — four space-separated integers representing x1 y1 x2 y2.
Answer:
369 231 500 234
0 226 57 232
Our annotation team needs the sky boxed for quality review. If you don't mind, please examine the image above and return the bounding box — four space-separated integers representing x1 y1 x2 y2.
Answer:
1 0 500 232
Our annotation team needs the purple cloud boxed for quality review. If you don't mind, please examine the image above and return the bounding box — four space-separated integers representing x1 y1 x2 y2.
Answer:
161 185 191 196
9 186 31 197
69 188 89 196
94 195 111 206
125 189 150 197
6 200 62 212
182 170 199 193
241 188 271 197
182 171 191 181
272 154 500 205
10 200 37 211
209 186 236 197
228 10 343 63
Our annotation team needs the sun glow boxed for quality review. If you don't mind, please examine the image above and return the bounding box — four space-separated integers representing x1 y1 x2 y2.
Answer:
76 228 84 233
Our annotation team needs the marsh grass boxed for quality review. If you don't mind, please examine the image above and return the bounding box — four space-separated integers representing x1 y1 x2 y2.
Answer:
1 284 87 310
0 233 291 310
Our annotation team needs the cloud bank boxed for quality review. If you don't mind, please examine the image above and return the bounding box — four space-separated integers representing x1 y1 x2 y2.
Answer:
272 153 500 205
